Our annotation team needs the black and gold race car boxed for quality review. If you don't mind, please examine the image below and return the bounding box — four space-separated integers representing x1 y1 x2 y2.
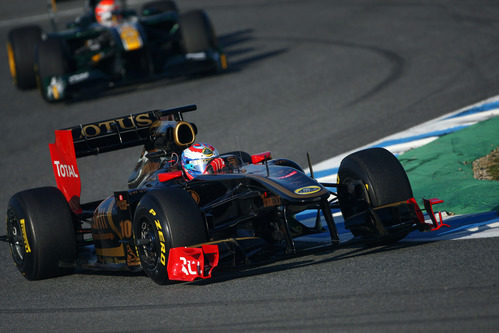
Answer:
6 0 227 101
2 105 446 284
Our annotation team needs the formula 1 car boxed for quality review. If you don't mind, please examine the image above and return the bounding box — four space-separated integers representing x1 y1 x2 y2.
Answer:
6 0 227 101
2 105 447 284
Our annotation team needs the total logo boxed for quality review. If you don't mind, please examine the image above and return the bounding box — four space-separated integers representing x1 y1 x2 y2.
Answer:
180 257 201 276
53 161 79 178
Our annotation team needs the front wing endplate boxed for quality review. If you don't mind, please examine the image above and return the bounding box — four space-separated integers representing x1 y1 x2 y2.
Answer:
167 245 219 282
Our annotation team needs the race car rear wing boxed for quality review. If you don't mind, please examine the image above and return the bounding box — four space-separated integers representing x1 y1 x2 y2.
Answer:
66 104 197 158
49 104 197 213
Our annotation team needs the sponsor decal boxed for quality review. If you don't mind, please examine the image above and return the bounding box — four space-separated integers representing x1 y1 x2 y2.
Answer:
53 161 79 178
278 170 297 179
180 256 200 276
186 52 207 60
261 194 281 207
294 185 322 195
68 72 90 84
78 112 153 138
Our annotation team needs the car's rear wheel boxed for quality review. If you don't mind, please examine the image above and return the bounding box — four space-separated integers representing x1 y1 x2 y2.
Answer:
141 0 178 16
179 10 217 53
35 36 71 101
7 25 42 89
6 187 77 280
337 148 414 243
133 188 207 284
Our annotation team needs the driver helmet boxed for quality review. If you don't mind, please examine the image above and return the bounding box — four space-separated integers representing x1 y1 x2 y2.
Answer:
95 0 120 27
181 143 219 180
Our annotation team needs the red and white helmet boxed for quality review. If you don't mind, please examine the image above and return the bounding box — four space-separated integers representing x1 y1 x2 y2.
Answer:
181 143 220 180
95 0 120 27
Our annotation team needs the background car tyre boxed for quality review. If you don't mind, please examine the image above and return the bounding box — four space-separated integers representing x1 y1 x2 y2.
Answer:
6 187 77 280
35 36 71 101
179 10 217 53
141 0 178 16
133 188 207 284
7 25 42 89
337 147 414 242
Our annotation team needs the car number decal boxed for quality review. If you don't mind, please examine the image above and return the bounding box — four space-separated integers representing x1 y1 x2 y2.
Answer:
119 25 143 51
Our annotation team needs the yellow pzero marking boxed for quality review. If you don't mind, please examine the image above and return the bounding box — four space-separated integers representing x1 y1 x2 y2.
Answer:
7 42 17 81
19 219 31 253
365 184 369 191
149 208 156 216
220 54 228 70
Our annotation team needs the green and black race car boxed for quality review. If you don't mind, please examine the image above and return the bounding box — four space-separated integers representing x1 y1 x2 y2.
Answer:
6 0 227 101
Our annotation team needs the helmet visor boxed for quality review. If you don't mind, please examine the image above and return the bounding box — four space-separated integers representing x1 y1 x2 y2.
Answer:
183 157 212 176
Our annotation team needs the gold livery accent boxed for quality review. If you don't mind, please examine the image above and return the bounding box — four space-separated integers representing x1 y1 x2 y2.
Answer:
92 233 114 240
126 244 141 266
294 185 322 195
19 219 31 253
96 246 125 257
174 121 196 147
189 190 200 204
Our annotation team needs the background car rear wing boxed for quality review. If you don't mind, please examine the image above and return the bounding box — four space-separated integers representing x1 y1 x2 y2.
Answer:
65 104 197 157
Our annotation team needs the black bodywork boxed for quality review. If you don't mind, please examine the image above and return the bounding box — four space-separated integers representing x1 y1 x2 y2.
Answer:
71 105 340 270
3 105 444 282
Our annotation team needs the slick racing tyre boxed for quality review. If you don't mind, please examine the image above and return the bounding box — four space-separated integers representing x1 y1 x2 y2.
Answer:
179 10 217 53
141 0 178 16
35 36 71 101
337 148 414 243
6 187 77 280
7 25 42 89
133 188 207 284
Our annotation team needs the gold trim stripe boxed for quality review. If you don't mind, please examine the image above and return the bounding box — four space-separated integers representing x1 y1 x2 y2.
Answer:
96 246 125 257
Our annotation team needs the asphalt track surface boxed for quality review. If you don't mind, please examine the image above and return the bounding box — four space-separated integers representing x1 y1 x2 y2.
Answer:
0 1 498 331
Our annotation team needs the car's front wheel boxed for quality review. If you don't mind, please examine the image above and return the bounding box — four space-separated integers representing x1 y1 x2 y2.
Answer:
133 188 207 284
337 148 415 243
